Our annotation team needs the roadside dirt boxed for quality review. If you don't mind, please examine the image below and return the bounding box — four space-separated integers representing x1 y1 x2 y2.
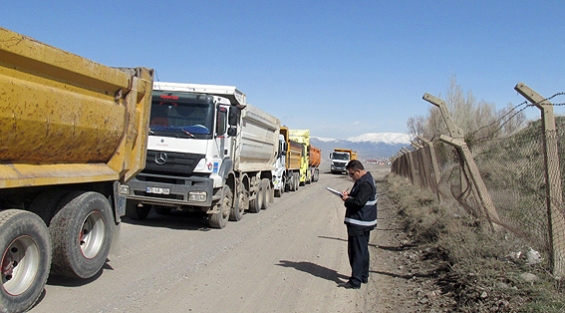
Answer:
30 164 432 313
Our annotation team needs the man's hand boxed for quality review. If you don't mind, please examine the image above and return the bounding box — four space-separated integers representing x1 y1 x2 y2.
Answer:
340 189 349 202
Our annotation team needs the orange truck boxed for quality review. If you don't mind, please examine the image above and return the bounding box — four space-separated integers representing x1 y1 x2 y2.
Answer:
330 148 358 174
289 129 321 185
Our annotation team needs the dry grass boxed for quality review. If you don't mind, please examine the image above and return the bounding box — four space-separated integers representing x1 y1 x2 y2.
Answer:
385 173 565 312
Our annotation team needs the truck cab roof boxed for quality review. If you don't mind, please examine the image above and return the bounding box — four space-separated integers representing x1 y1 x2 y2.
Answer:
153 82 246 108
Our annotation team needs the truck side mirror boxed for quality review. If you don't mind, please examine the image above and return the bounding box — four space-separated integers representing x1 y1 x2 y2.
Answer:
227 127 237 137
229 107 239 126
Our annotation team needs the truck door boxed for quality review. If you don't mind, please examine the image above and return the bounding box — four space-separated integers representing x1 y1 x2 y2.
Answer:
215 106 229 161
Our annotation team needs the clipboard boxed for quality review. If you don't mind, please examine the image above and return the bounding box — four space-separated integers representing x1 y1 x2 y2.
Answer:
326 187 343 197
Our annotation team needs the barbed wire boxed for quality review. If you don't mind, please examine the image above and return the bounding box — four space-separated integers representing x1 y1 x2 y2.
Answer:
468 92 565 145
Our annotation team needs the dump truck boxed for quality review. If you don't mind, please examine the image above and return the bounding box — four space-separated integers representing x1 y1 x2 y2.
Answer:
0 27 153 312
289 129 321 184
273 126 303 196
121 82 280 229
309 145 322 182
330 148 358 174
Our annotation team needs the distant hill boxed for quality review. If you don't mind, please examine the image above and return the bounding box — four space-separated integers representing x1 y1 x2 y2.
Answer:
311 132 411 161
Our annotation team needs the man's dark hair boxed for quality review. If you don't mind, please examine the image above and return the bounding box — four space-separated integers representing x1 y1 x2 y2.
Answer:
346 159 364 171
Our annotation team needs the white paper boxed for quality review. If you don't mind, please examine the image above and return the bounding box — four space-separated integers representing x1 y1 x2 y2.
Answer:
326 187 343 197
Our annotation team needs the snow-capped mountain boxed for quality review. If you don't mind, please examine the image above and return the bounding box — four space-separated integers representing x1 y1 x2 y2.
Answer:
311 132 412 160
346 132 411 145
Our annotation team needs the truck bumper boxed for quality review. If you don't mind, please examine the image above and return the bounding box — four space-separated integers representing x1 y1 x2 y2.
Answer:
124 173 215 208
331 164 347 173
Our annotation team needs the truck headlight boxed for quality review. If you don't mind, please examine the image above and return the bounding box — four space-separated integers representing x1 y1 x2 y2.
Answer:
189 191 207 202
195 158 206 170
118 185 130 195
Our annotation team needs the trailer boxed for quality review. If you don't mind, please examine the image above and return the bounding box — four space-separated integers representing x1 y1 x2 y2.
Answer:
122 82 280 229
0 27 153 312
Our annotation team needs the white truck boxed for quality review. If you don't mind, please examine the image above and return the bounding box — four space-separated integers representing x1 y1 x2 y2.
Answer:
121 82 280 228
273 126 303 196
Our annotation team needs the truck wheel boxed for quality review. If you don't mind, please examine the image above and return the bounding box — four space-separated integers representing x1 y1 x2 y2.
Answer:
314 169 319 182
125 201 150 220
248 182 263 213
294 173 300 190
0 210 51 313
230 183 247 221
261 179 271 210
50 191 113 279
209 185 232 229
288 175 295 192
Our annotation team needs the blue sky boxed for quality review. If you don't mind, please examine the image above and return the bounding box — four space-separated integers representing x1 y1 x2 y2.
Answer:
3 1 565 139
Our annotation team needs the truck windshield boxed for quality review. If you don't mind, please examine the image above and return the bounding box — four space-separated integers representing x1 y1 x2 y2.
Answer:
149 92 214 139
333 153 350 160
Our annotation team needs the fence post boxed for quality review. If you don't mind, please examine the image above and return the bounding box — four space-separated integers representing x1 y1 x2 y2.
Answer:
423 93 469 194
418 136 441 202
438 135 500 230
400 148 413 184
411 141 425 187
515 82 565 276
423 93 500 231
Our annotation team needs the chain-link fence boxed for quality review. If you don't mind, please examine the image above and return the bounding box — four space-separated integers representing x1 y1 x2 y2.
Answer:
392 86 565 276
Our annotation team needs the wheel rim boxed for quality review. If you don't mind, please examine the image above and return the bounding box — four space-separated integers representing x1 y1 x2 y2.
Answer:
80 211 105 259
2 235 40 295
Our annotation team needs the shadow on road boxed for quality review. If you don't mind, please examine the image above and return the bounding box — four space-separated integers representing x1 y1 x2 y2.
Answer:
46 263 107 287
122 210 211 231
276 260 349 283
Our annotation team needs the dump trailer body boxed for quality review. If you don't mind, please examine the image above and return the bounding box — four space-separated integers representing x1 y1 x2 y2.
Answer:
0 34 152 188
309 146 321 167
235 103 280 173
0 26 153 313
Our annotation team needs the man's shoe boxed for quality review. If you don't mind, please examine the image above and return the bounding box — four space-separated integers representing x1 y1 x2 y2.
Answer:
362 278 368 284
337 282 360 289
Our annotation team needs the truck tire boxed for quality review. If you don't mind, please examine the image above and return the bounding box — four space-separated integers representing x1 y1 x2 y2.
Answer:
289 174 296 192
230 183 247 221
261 178 271 210
125 201 150 220
248 182 263 213
274 176 283 198
314 169 319 182
280 177 285 195
294 173 300 191
50 191 114 279
0 210 51 313
28 189 69 225
209 185 232 229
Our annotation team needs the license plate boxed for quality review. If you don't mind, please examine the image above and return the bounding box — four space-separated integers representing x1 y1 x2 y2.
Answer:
146 187 170 195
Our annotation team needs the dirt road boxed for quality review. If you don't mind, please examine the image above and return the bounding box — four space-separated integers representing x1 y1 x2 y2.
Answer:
31 164 409 313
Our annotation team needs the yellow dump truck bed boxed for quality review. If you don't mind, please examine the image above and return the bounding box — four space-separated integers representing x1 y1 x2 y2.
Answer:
0 27 153 189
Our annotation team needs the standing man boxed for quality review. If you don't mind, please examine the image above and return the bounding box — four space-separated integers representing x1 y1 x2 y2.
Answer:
338 160 377 289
